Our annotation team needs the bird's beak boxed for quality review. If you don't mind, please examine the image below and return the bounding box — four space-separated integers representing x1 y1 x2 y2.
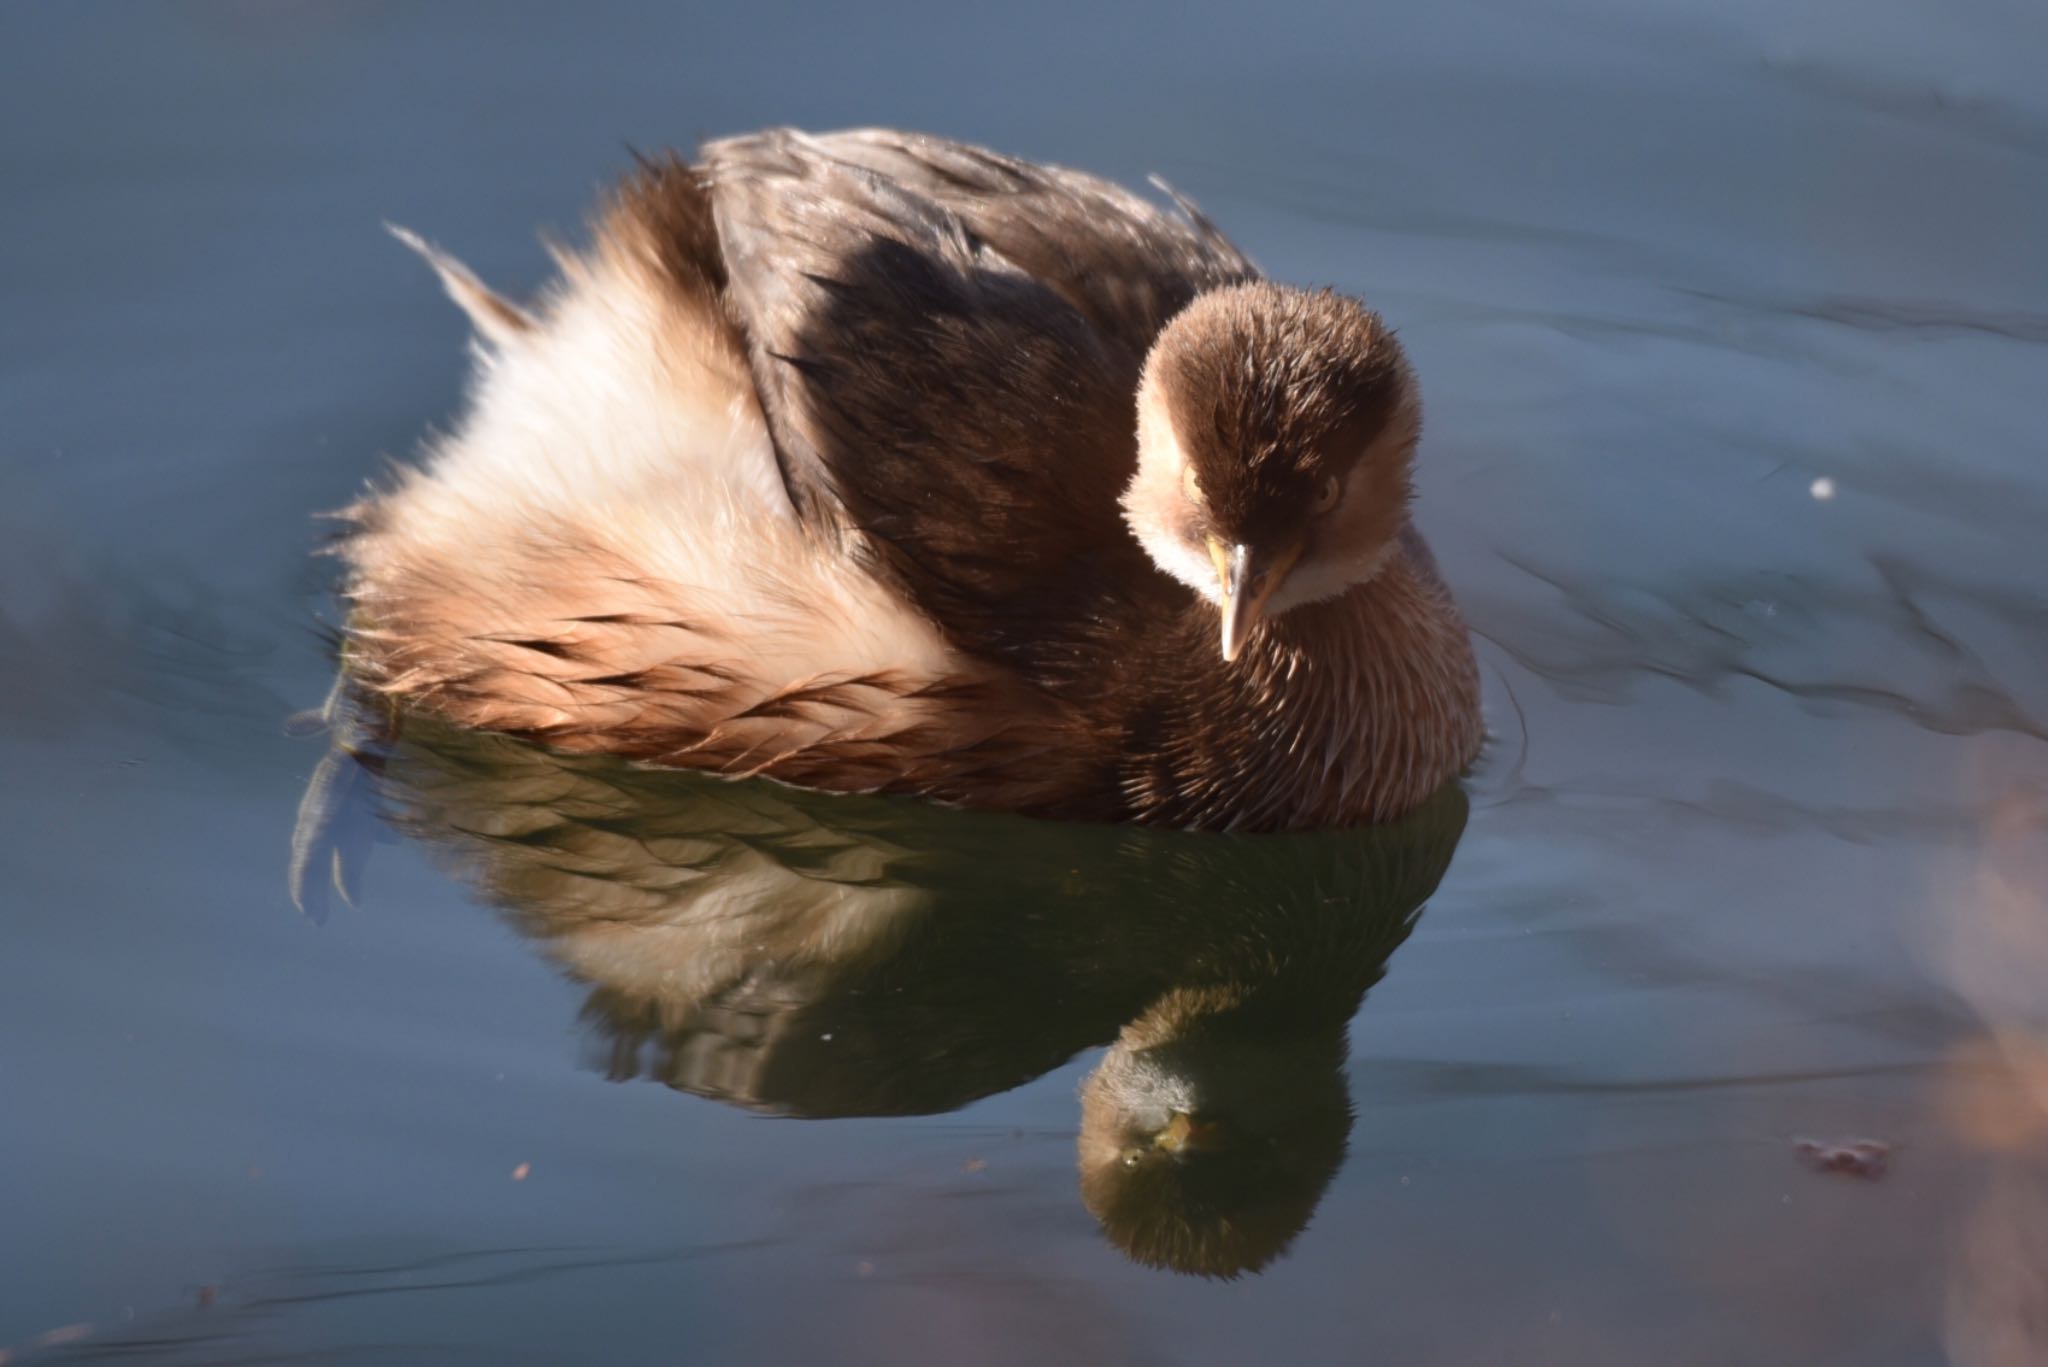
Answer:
1208 538 1301 662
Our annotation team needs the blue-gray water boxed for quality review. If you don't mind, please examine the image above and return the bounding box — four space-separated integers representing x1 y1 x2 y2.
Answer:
5 2 2047 1363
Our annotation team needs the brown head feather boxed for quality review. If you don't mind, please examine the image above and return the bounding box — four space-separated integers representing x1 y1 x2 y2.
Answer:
1148 283 1412 552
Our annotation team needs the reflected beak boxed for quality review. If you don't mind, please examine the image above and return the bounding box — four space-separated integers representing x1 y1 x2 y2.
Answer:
1207 538 1301 662
1155 1110 1227 1154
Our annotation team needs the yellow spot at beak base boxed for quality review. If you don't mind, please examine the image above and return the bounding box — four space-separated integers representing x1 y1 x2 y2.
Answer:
1155 1111 1226 1153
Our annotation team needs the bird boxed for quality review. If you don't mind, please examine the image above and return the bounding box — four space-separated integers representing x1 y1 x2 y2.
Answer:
337 128 1484 831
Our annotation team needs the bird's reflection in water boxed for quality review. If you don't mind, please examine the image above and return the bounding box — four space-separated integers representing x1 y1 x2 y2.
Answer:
295 702 1467 1277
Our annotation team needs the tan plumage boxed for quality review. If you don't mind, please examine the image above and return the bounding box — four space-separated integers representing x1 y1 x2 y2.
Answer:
338 128 1483 830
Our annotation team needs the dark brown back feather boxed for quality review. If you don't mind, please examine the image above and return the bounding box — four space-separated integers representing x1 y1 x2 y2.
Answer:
703 129 1256 680
784 128 1259 345
688 133 1477 823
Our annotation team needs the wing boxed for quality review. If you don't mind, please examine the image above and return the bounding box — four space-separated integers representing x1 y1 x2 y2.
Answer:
788 128 1260 347
703 129 1246 679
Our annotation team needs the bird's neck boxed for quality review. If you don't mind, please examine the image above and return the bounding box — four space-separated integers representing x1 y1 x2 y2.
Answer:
1127 527 1482 830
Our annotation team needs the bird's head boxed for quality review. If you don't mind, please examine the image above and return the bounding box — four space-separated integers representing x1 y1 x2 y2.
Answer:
1121 283 1419 661
1076 988 1354 1279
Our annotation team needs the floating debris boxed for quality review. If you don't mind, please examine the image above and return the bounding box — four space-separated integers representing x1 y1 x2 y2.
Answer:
1794 1137 1890 1179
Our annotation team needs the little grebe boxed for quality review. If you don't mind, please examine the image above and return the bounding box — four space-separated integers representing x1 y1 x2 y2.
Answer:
338 128 1482 830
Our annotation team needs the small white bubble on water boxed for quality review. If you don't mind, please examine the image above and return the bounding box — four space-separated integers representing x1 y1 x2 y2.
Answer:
1810 476 1836 500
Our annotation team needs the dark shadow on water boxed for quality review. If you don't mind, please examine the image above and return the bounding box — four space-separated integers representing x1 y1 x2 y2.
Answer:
293 695 1467 1279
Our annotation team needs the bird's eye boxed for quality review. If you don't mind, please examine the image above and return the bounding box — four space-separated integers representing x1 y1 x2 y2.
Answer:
1312 476 1341 514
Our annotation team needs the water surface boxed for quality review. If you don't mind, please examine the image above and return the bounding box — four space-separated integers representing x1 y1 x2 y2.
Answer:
5 2 2047 1363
